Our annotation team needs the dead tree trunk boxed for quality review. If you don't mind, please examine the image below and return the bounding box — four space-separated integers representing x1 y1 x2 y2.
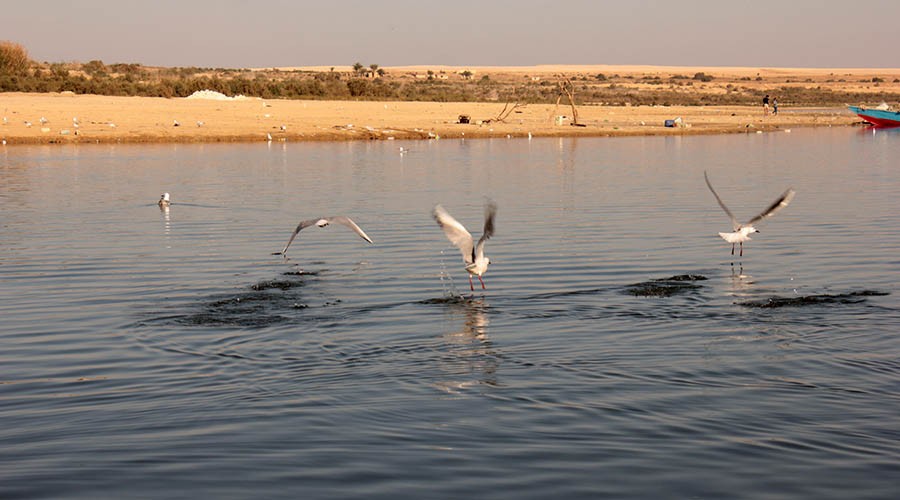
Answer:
551 75 582 126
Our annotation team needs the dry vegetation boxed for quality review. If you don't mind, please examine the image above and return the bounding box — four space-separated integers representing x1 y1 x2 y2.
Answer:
2 42 899 145
1 40 899 107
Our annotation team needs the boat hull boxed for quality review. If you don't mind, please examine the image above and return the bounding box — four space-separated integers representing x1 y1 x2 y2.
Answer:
849 106 900 127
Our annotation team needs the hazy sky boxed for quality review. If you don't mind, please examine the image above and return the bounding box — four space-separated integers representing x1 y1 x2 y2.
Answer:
5 0 899 68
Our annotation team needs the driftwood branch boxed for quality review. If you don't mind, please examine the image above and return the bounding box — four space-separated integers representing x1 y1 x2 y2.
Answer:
494 101 526 123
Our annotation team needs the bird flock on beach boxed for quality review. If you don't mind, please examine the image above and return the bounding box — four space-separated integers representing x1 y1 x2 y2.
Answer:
158 171 795 292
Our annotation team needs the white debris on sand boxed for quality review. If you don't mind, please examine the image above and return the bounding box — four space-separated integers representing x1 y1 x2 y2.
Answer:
185 90 249 101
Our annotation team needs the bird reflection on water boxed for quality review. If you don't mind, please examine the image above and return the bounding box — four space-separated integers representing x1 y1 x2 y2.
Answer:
435 298 499 393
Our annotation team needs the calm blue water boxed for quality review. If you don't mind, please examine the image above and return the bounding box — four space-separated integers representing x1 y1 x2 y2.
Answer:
1 128 899 499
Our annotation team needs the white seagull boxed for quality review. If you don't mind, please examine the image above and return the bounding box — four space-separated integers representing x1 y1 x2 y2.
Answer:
704 171 795 257
432 201 497 291
278 216 374 256
158 192 171 208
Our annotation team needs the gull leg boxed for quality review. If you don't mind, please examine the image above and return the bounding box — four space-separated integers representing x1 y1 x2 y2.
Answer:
478 275 486 290
740 242 743 257
731 243 735 256
469 275 474 291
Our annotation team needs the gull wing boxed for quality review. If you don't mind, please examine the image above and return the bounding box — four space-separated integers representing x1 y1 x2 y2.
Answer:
474 200 497 262
432 204 475 264
704 171 740 231
279 218 323 255
746 188 795 227
329 216 375 244
278 216 373 255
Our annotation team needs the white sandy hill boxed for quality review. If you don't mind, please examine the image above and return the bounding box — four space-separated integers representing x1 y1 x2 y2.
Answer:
185 90 250 101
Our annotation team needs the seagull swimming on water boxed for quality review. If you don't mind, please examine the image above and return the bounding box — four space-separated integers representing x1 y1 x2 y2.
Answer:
158 192 170 208
277 216 374 256
704 171 795 257
432 200 496 291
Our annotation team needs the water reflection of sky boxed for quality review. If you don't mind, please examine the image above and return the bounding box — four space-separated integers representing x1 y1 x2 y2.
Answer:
1 128 898 499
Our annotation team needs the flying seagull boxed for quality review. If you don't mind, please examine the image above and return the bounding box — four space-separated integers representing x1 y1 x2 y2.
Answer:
158 192 170 208
432 201 496 291
277 216 374 256
704 171 795 257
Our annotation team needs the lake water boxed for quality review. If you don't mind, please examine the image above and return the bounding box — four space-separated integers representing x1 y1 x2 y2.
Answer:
1 127 899 499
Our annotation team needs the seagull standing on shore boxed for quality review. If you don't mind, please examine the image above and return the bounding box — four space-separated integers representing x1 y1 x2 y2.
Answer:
432 200 496 291
277 216 374 256
158 192 170 208
704 171 795 257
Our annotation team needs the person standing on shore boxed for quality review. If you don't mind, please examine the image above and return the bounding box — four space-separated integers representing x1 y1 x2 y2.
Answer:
772 97 779 115
763 94 770 115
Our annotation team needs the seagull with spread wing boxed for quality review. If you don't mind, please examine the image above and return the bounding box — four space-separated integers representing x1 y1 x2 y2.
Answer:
277 216 374 256
704 171 795 257
432 200 496 291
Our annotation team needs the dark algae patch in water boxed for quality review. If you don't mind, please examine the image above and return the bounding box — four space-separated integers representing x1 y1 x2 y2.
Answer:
250 279 302 291
419 295 478 305
739 290 889 308
624 274 708 297
166 278 310 327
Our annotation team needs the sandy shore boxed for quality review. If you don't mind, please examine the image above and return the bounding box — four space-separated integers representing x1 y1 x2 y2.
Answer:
0 91 858 145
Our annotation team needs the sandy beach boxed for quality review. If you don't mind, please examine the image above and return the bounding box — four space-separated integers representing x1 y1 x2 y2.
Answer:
0 91 857 145
4 63 890 145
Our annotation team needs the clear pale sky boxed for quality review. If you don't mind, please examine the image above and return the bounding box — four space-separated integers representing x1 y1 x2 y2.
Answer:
5 0 899 68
